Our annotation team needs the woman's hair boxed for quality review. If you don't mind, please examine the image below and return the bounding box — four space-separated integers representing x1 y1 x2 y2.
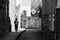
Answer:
15 18 17 20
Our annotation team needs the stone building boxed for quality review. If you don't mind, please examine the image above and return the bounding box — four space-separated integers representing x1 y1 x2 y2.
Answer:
21 15 41 29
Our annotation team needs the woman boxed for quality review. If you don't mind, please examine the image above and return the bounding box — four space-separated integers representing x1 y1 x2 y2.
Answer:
14 18 19 32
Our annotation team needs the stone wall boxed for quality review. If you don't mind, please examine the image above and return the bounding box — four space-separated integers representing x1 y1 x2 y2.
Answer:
28 17 41 29
42 0 56 31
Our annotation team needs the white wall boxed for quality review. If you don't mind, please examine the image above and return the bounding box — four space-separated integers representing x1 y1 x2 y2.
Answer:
57 0 60 8
16 0 31 16
31 0 42 9
20 0 31 16
9 0 17 32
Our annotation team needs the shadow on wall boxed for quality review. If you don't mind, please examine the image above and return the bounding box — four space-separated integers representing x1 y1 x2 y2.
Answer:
0 0 10 39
